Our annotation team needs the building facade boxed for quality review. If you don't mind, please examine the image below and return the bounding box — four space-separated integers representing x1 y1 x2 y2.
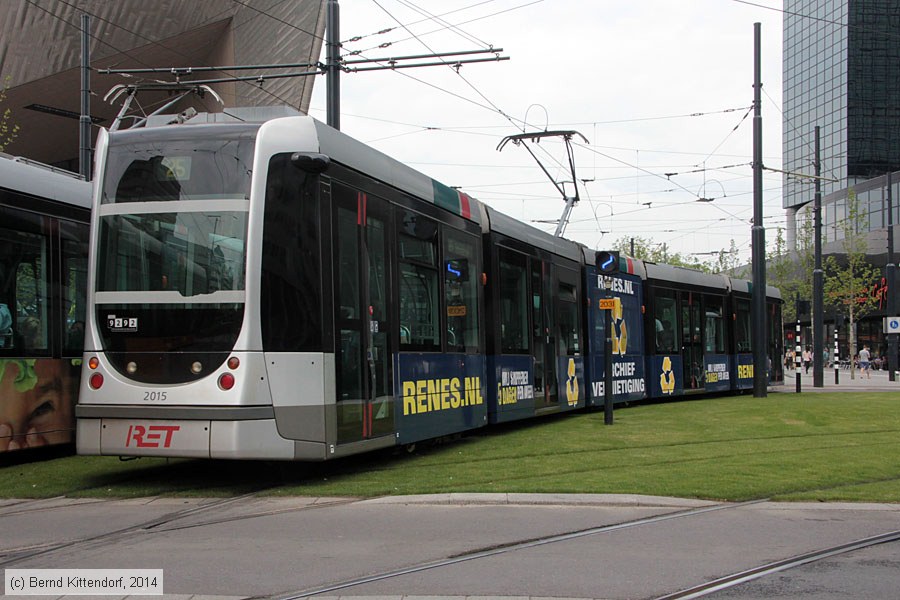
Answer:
783 0 900 246
783 0 900 366
0 0 326 169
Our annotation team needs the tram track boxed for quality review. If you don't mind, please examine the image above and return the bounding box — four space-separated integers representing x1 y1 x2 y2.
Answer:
268 497 900 600
654 528 900 599
272 498 769 600
0 493 356 568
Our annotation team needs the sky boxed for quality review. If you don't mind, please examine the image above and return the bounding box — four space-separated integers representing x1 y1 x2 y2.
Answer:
307 0 786 265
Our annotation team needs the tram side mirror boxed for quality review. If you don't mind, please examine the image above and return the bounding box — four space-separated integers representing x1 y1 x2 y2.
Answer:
291 152 331 173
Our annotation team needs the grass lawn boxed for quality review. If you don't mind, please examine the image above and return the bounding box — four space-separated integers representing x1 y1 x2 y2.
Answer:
2 392 899 502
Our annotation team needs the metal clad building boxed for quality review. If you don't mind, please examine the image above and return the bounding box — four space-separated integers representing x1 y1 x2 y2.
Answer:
0 0 326 168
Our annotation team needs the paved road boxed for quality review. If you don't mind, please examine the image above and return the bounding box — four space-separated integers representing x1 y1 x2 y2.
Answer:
2 494 899 599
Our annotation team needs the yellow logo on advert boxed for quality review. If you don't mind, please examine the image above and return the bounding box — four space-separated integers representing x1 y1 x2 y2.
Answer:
660 356 676 395
565 358 579 406
611 298 627 356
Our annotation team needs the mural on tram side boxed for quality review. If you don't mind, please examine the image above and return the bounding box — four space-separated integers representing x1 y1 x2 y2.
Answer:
0 358 80 452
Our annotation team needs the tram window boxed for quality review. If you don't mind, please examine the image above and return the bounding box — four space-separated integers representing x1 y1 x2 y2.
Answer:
339 329 363 400
498 249 528 354
0 229 50 353
337 207 361 319
531 264 544 339
398 210 437 265
443 230 479 351
705 296 725 354
398 211 439 350
557 282 579 356
61 224 90 355
97 211 247 295
104 130 256 203
736 298 752 352
531 262 545 392
654 292 677 353
261 154 322 352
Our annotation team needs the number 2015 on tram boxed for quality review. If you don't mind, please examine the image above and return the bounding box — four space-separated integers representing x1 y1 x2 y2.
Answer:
75 111 783 461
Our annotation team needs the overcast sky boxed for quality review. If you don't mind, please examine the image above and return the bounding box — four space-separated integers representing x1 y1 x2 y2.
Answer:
308 0 785 264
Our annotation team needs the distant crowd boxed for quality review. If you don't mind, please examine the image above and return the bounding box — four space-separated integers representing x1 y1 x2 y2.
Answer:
784 344 881 378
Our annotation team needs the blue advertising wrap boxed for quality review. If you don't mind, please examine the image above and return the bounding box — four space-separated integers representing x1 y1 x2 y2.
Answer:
586 268 647 405
650 355 683 397
395 353 487 444
488 354 535 423
557 356 586 410
703 354 732 393
735 353 755 390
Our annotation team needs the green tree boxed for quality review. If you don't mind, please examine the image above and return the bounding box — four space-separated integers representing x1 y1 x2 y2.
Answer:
824 189 880 379
766 225 806 324
611 236 708 271
703 239 746 277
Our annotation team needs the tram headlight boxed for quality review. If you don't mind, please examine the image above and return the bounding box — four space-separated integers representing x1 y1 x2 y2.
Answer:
218 373 235 391
191 361 203 374
127 361 138 374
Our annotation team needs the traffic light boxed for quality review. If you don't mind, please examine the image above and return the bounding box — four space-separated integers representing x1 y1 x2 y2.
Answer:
596 250 619 274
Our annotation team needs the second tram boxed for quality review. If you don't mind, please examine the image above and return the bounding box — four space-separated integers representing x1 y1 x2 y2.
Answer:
76 113 782 461
1 155 91 455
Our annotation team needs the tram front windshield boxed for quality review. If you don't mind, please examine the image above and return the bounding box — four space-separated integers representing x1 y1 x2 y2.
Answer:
97 126 257 296
94 127 257 375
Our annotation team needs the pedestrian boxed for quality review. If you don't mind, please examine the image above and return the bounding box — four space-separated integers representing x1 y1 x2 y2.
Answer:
859 345 871 378
802 347 811 374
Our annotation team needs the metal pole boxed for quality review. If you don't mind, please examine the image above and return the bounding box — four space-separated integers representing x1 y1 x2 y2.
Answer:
795 295 802 393
813 126 824 387
834 323 840 385
887 171 897 381
604 291 613 425
79 14 92 181
751 23 767 397
326 0 340 130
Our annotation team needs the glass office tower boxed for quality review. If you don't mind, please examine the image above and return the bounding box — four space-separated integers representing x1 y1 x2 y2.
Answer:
783 0 900 213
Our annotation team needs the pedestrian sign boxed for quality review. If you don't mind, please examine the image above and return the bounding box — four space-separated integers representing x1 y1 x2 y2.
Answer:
884 317 900 334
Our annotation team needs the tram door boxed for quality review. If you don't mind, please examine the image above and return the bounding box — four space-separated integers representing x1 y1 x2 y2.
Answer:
681 294 704 390
532 260 557 409
334 187 394 444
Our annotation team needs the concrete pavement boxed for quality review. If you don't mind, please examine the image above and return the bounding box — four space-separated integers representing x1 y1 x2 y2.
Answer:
773 364 900 392
2 494 899 600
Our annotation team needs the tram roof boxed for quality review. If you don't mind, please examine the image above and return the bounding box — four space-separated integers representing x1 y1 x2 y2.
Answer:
729 276 783 300
310 118 482 225
0 153 91 210
644 261 731 292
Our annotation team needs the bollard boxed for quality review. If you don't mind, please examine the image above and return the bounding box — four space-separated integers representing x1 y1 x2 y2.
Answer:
795 320 802 393
834 327 839 385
